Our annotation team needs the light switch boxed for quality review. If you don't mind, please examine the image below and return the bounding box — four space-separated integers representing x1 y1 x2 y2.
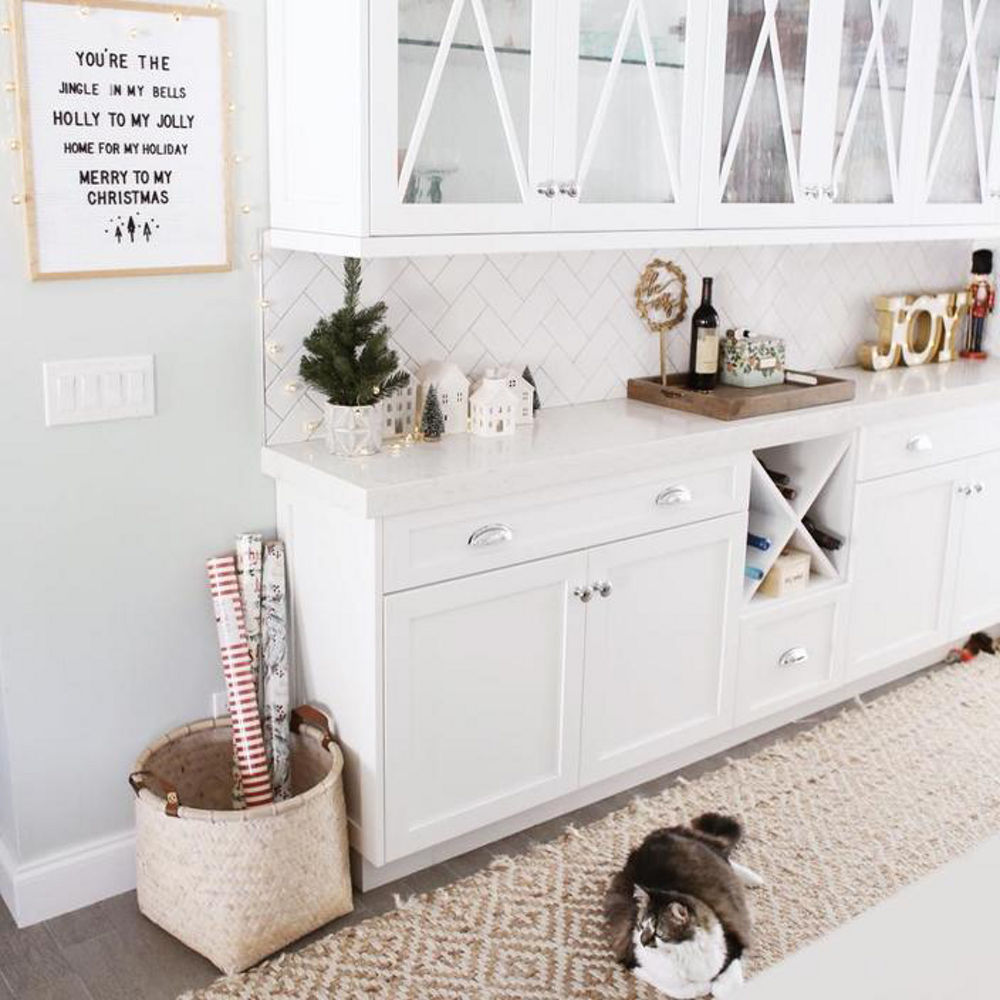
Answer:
43 355 156 427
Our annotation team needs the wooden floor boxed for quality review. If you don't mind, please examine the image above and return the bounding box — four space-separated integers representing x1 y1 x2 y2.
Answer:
0 664 943 1000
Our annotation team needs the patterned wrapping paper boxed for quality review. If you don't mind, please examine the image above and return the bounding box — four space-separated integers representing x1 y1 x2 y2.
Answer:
261 541 291 800
206 555 274 808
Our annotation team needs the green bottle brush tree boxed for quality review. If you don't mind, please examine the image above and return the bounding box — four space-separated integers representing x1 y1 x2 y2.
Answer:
299 257 410 407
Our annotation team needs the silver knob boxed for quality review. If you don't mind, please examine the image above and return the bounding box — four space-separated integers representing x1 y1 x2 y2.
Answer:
778 647 809 668
536 181 557 199
573 585 594 603
594 581 613 599
974 481 985 494
559 180 579 198
958 484 973 496
467 523 514 547
656 485 693 506
801 185 820 201
822 184 837 201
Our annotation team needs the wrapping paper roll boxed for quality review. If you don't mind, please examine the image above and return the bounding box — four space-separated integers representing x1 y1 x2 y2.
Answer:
261 541 291 800
206 555 274 808
236 533 264 715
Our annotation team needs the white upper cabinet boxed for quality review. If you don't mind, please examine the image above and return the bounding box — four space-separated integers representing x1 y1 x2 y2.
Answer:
911 0 1000 223
267 0 1000 253
702 0 922 227
550 0 709 230
371 0 556 234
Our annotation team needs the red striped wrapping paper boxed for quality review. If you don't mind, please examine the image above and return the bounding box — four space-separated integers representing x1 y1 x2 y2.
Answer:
206 555 274 807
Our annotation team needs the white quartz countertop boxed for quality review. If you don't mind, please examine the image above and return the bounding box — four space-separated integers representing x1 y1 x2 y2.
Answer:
262 360 1000 518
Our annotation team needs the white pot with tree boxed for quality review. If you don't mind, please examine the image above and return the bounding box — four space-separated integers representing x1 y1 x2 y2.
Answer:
299 258 410 457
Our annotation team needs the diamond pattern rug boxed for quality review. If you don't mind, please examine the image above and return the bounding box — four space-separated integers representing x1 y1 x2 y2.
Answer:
183 657 1000 999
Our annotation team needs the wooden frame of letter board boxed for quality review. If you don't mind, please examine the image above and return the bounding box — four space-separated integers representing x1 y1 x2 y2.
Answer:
11 0 233 280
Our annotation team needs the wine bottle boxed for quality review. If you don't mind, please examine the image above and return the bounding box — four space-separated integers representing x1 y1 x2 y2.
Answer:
747 532 772 551
688 277 719 391
763 465 791 487
744 566 765 581
776 484 798 502
803 516 844 552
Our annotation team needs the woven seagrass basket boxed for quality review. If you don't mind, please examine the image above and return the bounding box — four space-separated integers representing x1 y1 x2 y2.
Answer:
129 706 352 974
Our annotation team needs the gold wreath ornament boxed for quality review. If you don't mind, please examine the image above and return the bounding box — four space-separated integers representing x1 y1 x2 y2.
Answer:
635 259 688 386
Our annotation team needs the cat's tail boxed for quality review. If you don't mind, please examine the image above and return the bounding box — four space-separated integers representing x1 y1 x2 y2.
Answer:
690 812 742 857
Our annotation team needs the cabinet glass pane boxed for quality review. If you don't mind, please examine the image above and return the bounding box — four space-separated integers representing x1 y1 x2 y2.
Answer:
397 0 531 204
576 0 687 204
928 0 1000 204
721 0 809 204
834 0 912 204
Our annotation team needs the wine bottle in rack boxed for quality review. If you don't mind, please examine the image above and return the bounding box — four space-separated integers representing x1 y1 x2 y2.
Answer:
763 465 791 487
747 532 772 551
776 484 798 502
803 516 844 552
744 566 765 581
687 277 719 392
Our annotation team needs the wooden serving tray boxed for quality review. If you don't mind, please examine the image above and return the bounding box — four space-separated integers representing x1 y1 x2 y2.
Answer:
627 373 856 421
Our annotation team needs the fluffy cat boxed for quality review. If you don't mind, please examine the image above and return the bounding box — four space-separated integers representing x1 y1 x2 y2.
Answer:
605 813 752 999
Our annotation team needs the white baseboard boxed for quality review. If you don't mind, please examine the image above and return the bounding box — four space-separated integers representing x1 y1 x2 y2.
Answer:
0 830 136 927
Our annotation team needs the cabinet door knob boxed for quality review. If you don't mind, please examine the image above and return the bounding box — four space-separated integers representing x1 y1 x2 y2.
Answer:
974 481 986 495
467 523 514 547
594 580 613 598
907 434 933 453
536 181 557 199
778 647 810 668
573 585 594 603
958 484 973 496
656 485 693 506
559 180 579 198
801 184 820 200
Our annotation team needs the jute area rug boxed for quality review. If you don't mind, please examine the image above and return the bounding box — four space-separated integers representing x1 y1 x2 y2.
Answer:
184 657 1000 999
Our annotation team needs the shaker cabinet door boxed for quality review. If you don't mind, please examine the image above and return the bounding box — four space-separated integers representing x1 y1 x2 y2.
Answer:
952 451 1000 636
847 461 966 681
550 0 709 230
579 513 744 785
370 0 557 235
383 552 587 860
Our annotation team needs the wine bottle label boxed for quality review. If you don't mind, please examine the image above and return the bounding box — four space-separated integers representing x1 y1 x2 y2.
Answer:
694 332 719 374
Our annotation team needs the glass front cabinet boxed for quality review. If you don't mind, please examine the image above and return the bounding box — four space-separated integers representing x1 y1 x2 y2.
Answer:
270 0 1000 242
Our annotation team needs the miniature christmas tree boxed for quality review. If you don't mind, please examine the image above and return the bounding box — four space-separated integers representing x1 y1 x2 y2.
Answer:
299 258 409 407
522 365 541 414
420 385 446 441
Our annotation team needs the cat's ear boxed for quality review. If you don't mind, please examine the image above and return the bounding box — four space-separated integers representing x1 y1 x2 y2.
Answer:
633 885 651 910
666 901 690 929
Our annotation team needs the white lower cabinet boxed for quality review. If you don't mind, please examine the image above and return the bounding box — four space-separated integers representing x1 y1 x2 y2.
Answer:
383 552 587 860
847 461 966 681
579 513 744 785
952 451 1000 636
736 591 845 725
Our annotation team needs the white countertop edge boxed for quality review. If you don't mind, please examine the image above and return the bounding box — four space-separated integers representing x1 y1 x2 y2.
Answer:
262 362 1000 519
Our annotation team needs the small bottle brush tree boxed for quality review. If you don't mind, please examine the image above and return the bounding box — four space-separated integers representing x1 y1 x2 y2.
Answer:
420 385 446 441
298 258 410 407
522 365 541 414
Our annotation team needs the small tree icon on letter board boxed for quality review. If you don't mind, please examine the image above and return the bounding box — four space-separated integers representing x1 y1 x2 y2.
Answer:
420 385 446 441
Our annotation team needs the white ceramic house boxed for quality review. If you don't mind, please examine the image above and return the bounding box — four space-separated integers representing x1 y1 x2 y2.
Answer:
416 361 470 435
382 371 417 438
470 371 519 437
505 371 535 425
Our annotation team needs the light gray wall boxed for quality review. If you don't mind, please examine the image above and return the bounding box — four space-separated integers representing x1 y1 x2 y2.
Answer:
0 0 273 863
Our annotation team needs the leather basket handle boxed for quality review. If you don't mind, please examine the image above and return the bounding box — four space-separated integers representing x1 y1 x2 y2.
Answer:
290 705 334 750
129 770 180 818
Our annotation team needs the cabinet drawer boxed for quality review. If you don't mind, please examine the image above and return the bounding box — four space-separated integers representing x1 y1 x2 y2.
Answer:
857 403 1000 481
736 591 845 725
383 454 750 592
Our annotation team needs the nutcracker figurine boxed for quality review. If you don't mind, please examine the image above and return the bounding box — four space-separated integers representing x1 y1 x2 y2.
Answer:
961 248 995 360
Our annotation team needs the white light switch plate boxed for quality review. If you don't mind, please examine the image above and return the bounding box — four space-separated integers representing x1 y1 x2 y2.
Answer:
43 355 156 426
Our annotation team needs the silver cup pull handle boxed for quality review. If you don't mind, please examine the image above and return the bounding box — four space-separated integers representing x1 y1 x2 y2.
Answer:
468 524 514 548
656 485 693 507
907 434 933 453
778 647 810 668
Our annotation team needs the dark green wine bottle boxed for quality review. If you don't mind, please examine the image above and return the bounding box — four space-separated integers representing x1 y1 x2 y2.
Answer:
688 277 719 391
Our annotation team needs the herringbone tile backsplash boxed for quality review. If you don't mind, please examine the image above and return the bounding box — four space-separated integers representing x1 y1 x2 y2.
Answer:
262 242 973 445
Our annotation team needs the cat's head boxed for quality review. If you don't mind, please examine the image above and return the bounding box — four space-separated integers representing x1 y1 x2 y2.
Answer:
634 886 715 947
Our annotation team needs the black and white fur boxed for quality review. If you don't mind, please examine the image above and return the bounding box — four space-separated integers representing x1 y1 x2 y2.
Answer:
605 814 757 998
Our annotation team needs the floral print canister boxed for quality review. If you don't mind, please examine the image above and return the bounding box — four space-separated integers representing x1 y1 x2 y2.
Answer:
720 331 787 388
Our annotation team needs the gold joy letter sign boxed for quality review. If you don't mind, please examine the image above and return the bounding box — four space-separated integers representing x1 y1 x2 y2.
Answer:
858 291 969 371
